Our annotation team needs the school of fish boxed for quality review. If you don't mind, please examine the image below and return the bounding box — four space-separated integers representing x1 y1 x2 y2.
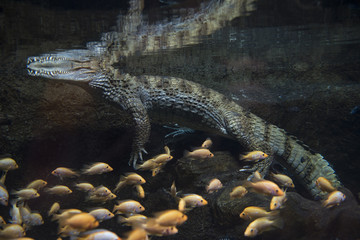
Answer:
0 137 345 239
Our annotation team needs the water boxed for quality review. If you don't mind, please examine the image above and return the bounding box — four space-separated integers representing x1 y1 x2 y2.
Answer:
1 0 360 239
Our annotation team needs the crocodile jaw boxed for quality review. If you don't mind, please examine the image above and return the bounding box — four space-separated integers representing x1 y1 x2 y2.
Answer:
27 49 100 82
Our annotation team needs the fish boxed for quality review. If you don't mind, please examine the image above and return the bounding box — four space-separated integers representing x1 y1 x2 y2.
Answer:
48 202 60 216
113 200 145 215
60 212 99 232
86 193 116 203
178 198 186 212
151 166 162 177
0 171 8 184
9 200 22 225
270 190 287 210
201 138 213 148
244 179 284 196
154 209 188 226
52 209 82 222
135 159 161 171
118 214 148 226
24 213 44 229
0 224 25 238
76 229 121 240
11 188 40 201
125 228 148 240
0 184 9 206
142 219 178 237
89 186 112 197
0 216 5 226
44 185 72 195
74 182 95 192
181 194 208 208
240 151 268 162
244 217 283 237
229 185 248 199
135 184 145 199
206 178 223 193
315 177 337 193
240 206 278 221
322 190 346 208
183 148 214 160
114 173 146 193
51 167 79 180
0 158 18 171
81 162 113 175
26 179 47 190
88 208 114 222
151 153 173 164
269 173 295 188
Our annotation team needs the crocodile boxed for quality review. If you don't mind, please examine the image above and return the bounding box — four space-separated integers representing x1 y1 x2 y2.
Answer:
26 0 340 198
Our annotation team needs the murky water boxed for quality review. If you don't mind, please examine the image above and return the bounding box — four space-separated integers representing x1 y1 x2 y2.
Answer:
1 0 360 239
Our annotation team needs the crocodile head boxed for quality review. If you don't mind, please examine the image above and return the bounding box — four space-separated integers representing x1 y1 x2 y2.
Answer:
27 49 102 83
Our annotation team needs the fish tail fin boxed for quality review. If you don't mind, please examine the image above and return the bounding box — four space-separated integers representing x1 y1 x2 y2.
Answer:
183 150 191 158
243 181 253 188
113 180 125 193
272 217 284 229
117 216 128 225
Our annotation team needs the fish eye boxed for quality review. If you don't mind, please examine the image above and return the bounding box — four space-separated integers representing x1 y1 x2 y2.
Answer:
200 200 203 202
274 203 277 206
250 229 253 232
275 189 279 193
262 153 265 156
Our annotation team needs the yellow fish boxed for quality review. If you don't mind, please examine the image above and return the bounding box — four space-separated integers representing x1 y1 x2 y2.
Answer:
322 190 346 208
0 158 18 171
244 217 283 237
61 213 99 231
11 188 40 201
88 208 114 222
0 224 25 238
26 179 47 191
206 178 223 193
74 183 95 192
201 138 213 148
45 185 72 195
114 173 146 193
270 173 295 188
142 219 178 237
112 200 145 215
181 194 208 208
124 228 148 240
230 186 248 199
81 162 113 175
240 151 268 161
77 229 121 240
118 214 147 226
184 149 214 160
51 167 79 180
48 202 60 216
135 184 145 199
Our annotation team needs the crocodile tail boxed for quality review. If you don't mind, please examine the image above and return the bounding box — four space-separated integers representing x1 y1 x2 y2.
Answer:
224 109 340 198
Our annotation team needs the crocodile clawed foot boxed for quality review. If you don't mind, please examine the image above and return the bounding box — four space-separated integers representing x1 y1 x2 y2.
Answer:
164 124 195 138
129 148 148 169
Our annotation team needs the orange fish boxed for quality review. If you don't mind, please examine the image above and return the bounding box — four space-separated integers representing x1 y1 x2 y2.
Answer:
244 180 284 196
184 149 214 160
315 177 336 193
154 210 187 226
240 206 278 221
270 191 287 210
62 213 99 231
240 151 268 161
81 162 113 175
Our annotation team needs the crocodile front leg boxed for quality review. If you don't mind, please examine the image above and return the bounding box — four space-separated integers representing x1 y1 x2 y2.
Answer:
122 97 150 168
